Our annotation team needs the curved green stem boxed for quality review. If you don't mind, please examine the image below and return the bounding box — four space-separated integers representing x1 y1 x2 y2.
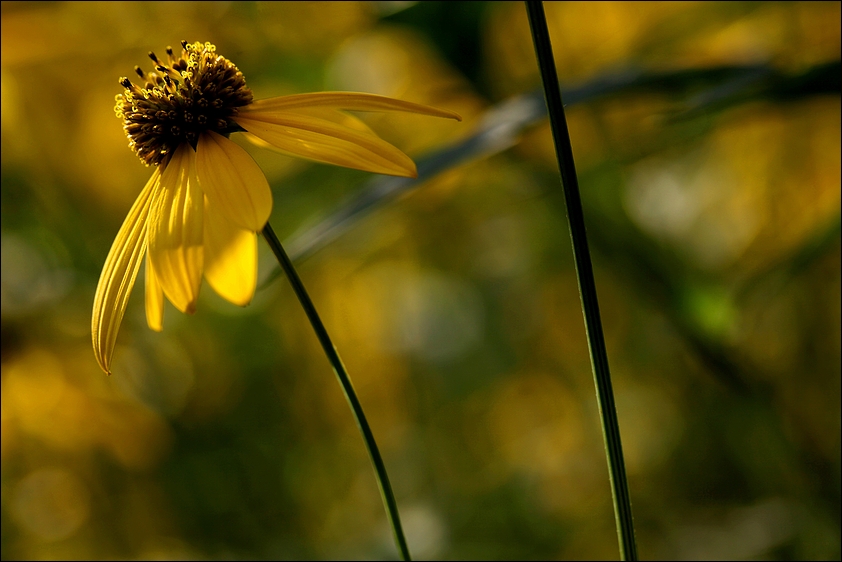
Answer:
262 222 411 561
524 1 638 560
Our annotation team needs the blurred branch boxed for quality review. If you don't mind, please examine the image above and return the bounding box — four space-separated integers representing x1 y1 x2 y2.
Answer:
669 60 841 120
269 60 840 274
259 60 841 399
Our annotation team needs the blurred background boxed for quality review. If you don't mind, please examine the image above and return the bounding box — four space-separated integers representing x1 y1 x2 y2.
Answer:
1 1 839 559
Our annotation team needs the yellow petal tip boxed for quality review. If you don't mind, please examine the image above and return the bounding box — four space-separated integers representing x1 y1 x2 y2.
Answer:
98 359 112 376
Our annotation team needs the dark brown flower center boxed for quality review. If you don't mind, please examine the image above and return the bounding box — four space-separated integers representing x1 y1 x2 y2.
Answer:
115 41 253 166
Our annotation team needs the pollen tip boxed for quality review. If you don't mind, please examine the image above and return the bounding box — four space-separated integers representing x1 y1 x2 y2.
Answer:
148 51 159 63
181 40 189 50
119 77 132 88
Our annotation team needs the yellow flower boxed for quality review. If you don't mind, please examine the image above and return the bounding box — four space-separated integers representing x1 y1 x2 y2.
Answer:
93 41 460 375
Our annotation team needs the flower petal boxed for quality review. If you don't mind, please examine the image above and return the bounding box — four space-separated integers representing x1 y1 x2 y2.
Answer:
145 252 164 332
204 196 257 307
92 168 160 375
241 92 462 121
195 131 273 231
285 106 379 135
148 143 204 315
234 112 418 177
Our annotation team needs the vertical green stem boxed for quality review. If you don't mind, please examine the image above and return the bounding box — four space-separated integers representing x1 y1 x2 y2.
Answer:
262 222 411 561
524 2 638 560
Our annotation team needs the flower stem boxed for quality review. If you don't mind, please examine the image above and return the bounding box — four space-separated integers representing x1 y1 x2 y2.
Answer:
262 222 411 561
524 2 638 560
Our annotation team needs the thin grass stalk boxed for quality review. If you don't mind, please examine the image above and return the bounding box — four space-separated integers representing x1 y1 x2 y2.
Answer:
524 2 638 559
262 222 411 561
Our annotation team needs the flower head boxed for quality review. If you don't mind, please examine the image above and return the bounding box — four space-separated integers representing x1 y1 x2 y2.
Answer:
93 41 460 374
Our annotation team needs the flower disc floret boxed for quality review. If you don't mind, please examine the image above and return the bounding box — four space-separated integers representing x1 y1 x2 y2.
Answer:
116 41 253 166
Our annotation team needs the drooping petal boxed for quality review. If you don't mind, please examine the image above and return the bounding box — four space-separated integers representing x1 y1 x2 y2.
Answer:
237 106 380 157
195 131 273 231
92 168 160 375
148 143 204 315
237 105 381 158
241 92 462 121
204 196 257 307
284 106 379 135
234 112 418 177
145 252 164 332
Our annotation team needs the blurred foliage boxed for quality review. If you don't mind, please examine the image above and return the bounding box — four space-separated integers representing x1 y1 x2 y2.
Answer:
1 1 840 560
